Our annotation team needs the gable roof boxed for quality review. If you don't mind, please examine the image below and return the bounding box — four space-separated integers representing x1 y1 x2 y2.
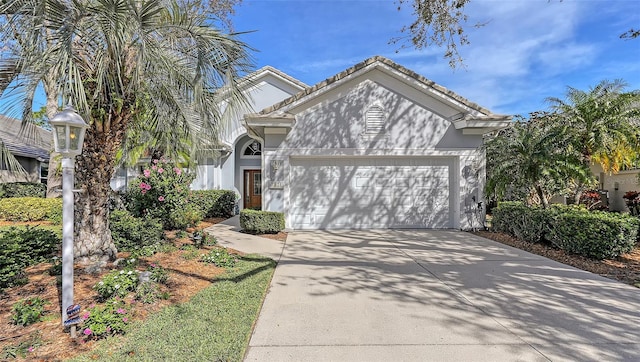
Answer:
248 56 511 132
0 115 51 161
244 66 308 91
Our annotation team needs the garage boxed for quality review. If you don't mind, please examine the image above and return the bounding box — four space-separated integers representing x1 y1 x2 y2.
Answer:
289 157 454 229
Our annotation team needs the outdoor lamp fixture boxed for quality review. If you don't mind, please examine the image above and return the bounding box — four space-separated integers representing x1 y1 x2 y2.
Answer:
49 105 88 338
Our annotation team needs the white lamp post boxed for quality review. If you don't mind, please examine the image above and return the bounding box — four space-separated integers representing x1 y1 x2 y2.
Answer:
49 105 88 337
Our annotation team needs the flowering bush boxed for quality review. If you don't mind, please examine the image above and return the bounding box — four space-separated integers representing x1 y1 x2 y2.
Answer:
201 248 237 268
81 299 129 340
94 269 139 300
126 158 201 229
623 190 640 215
579 190 608 211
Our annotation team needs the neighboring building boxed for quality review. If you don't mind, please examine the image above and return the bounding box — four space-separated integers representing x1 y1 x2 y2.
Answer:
0 115 50 183
245 56 510 230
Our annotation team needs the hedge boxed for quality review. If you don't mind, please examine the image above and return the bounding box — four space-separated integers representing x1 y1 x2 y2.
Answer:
491 201 638 260
109 210 164 251
0 182 46 199
0 226 59 289
239 209 285 234
189 190 237 218
0 197 62 223
546 211 639 260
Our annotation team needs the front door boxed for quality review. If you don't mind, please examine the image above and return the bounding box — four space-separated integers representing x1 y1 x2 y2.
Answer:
244 169 262 210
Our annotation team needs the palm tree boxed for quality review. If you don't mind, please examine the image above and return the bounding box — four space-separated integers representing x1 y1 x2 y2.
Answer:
485 114 591 208
547 79 640 174
0 0 253 265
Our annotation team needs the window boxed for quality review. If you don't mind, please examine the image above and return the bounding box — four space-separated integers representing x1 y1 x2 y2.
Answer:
241 140 262 158
365 105 386 134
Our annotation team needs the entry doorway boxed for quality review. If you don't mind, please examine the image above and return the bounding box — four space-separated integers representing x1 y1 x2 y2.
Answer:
244 169 262 210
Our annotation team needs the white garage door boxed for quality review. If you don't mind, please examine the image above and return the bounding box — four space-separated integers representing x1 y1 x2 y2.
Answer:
289 157 453 229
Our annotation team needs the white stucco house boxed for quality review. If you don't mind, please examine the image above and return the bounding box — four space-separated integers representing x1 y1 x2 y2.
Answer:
113 56 511 230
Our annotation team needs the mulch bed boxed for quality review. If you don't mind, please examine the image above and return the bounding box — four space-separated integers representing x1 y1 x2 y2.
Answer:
473 230 640 287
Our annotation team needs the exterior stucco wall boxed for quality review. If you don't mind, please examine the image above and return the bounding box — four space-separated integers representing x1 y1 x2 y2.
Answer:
601 170 640 212
281 80 481 151
261 79 485 230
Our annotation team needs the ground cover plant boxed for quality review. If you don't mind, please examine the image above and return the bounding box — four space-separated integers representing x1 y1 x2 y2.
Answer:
0 217 273 360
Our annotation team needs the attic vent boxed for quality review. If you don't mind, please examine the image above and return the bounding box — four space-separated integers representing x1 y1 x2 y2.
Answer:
365 105 386 134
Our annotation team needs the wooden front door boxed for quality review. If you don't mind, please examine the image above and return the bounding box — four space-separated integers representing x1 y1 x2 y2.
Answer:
244 169 262 210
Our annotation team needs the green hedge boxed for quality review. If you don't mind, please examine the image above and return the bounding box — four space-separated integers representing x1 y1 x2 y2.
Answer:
491 201 638 260
0 182 46 199
546 211 639 260
0 197 62 223
0 226 59 289
190 190 237 218
109 210 164 251
239 209 285 234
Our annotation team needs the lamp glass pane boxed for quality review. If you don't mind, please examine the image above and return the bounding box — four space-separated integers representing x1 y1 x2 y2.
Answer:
69 126 82 151
55 125 67 150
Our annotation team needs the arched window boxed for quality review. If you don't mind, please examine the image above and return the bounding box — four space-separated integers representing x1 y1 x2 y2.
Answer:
365 105 386 134
241 140 262 158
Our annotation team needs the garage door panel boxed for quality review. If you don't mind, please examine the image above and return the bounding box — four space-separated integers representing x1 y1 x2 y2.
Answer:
289 157 452 229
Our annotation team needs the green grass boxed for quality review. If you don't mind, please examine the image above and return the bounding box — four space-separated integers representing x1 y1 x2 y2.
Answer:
70 254 275 362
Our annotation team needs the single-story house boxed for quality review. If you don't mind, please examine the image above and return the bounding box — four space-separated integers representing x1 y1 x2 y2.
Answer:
112 56 511 229
0 115 50 183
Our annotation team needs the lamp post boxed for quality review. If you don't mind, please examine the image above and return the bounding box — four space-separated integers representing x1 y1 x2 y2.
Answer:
49 105 88 337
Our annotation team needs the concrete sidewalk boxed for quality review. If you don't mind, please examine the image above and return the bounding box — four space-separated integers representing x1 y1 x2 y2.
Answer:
204 223 640 361
203 216 285 261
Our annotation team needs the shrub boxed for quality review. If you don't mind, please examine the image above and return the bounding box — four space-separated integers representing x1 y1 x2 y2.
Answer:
0 197 62 222
81 299 130 340
166 204 202 230
491 202 550 243
546 210 639 260
579 190 608 211
239 209 285 234
109 210 163 252
0 226 59 289
492 202 638 260
201 248 237 268
134 282 169 304
0 182 46 199
147 263 169 284
94 269 139 300
189 190 237 218
125 158 196 229
11 297 48 326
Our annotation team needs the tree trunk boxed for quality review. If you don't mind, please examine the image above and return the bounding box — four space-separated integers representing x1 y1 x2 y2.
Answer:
535 184 548 209
72 114 128 266
44 76 61 198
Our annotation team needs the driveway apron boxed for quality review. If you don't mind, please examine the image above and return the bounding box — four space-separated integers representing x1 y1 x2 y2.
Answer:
243 230 640 362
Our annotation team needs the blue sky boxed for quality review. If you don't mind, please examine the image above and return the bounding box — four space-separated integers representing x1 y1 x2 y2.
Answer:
231 0 640 116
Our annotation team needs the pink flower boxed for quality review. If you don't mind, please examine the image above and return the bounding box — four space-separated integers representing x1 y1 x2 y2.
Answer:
174 167 182 175
158 168 164 174
158 196 165 202
83 328 92 336
143 169 151 177
81 312 90 320
28 347 34 353
141 190 147 195
106 326 111 332
122 317 128 323
116 308 127 314
153 159 159 164
152 165 157 170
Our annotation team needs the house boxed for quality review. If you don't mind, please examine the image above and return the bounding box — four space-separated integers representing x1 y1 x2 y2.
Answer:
244 56 510 230
0 115 50 183
111 56 510 229
109 66 308 192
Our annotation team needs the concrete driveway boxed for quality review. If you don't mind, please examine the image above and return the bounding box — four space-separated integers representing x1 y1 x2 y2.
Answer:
240 229 640 362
